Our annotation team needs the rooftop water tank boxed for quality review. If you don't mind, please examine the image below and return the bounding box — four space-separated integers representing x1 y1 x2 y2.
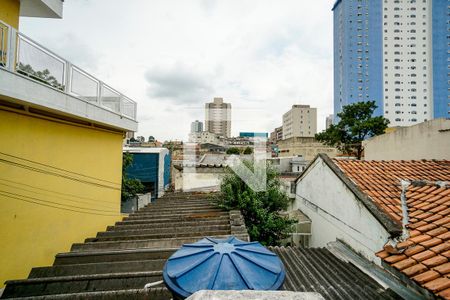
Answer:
163 236 286 299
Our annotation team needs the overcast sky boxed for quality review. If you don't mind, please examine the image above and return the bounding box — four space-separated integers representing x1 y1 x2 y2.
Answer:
20 0 334 141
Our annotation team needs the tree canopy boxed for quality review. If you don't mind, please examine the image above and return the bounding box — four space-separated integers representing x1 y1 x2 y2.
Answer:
315 101 389 159
214 161 295 246
226 147 241 155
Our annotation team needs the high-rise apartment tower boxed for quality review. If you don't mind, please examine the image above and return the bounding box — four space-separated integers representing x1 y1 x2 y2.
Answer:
333 0 449 126
205 97 231 137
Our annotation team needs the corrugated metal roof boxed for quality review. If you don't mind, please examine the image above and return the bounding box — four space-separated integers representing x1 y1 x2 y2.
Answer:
270 246 399 300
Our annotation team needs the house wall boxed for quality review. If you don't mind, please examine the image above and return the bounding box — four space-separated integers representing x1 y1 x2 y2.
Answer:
0 0 20 28
278 137 339 160
174 168 222 192
363 118 450 160
294 158 391 263
0 109 123 286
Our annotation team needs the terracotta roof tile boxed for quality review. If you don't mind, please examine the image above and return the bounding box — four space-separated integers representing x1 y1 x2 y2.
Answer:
420 238 444 249
412 250 436 262
431 243 450 255
423 277 450 293
434 263 450 275
404 245 426 257
393 258 417 271
422 256 448 268
413 270 440 284
402 264 428 277
428 227 448 237
333 159 450 298
409 234 432 244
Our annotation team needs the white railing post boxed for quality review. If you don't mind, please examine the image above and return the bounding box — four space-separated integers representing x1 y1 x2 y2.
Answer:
7 27 17 72
97 81 103 106
64 62 72 94
119 95 124 115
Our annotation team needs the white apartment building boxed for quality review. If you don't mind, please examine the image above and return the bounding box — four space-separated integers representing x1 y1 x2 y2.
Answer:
383 0 433 126
282 105 317 139
205 97 231 137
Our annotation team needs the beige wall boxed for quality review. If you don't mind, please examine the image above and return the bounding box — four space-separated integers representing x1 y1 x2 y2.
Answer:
363 118 450 161
277 137 339 161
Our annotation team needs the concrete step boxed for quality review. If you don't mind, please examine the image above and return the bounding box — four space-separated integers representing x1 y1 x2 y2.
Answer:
54 248 177 265
137 206 221 213
71 234 249 252
86 229 231 242
124 211 228 220
108 219 230 231
4 287 171 300
144 202 215 208
118 214 229 224
130 208 225 217
29 259 166 278
101 224 230 236
2 271 162 298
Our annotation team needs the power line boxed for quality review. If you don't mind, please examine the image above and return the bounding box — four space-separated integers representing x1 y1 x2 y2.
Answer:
0 158 120 190
0 181 117 210
0 151 120 185
0 192 122 217
0 177 118 206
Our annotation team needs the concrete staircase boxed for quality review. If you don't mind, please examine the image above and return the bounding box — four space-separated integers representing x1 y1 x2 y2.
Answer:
1 192 249 299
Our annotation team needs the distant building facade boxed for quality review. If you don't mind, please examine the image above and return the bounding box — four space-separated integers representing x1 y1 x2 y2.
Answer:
188 131 222 145
363 118 450 161
239 132 268 139
277 137 339 161
190 120 203 133
205 97 231 137
325 114 333 129
333 0 449 127
282 105 317 139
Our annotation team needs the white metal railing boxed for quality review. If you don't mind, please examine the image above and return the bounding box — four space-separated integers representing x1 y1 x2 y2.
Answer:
0 19 137 121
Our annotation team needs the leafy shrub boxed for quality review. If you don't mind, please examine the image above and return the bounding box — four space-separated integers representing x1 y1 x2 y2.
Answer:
214 160 295 246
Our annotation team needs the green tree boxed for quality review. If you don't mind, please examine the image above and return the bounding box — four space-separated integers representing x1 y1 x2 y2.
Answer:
226 147 241 155
214 161 295 246
121 152 145 202
316 101 389 159
243 146 253 155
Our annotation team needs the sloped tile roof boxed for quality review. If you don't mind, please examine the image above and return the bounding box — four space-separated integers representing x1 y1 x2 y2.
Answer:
332 158 450 298
334 159 450 222
376 184 450 299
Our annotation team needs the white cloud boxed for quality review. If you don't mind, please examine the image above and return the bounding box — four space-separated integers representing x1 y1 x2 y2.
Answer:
19 0 335 141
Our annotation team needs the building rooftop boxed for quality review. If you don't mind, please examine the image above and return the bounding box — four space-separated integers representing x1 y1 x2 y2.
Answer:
331 158 450 298
376 183 450 299
270 246 399 299
334 159 450 223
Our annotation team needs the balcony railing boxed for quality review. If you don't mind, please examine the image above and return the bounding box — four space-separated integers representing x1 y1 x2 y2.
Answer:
0 20 137 121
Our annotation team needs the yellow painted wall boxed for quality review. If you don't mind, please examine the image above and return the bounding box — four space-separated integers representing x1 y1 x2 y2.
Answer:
0 109 124 287
0 0 20 29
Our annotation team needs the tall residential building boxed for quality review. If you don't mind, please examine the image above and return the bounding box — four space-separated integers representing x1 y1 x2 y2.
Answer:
190 120 203 133
205 97 231 137
326 114 334 129
282 105 317 139
333 0 449 127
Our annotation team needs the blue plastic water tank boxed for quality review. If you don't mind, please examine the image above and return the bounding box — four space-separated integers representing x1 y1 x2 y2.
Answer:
163 236 286 299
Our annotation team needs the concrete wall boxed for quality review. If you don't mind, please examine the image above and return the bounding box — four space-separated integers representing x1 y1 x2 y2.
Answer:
174 168 223 192
278 137 339 161
363 118 450 160
0 109 123 286
0 0 20 28
294 157 391 263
